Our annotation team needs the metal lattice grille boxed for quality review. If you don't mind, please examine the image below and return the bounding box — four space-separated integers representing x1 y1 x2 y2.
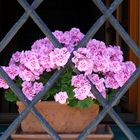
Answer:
0 0 140 140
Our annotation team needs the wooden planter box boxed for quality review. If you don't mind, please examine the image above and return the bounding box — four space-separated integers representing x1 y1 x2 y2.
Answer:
12 125 114 140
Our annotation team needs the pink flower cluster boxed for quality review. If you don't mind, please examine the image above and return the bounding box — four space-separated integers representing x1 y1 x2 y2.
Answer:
0 64 19 89
72 39 136 90
104 61 136 89
71 74 106 100
53 28 84 52
22 81 44 100
72 74 92 100
0 28 136 103
0 28 84 101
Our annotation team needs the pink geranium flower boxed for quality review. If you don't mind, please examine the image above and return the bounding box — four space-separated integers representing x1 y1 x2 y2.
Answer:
54 91 68 104
73 85 91 100
3 64 19 80
22 81 44 101
0 77 9 89
50 47 70 67
12 51 21 63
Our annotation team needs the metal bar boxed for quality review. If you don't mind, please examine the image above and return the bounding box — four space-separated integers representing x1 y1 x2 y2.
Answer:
17 0 64 49
0 13 105 140
109 109 137 140
0 0 43 53
110 68 140 108
0 0 139 139
0 0 121 136
77 105 109 140
0 67 62 140
0 0 124 138
74 0 124 49
6 0 123 134
77 67 140 140
82 75 138 140
77 1 140 139
93 0 140 59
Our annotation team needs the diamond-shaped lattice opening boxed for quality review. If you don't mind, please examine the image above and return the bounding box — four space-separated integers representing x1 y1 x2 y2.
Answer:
0 0 140 140
0 0 24 39
36 0 103 33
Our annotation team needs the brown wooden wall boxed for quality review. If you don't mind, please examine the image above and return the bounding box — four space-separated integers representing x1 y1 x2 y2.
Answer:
129 0 140 122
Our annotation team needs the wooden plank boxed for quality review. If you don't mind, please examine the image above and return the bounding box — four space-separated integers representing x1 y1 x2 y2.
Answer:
116 3 122 46
137 0 140 122
128 0 138 114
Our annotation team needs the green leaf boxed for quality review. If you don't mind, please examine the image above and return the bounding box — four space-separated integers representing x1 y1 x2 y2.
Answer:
37 71 53 84
68 98 78 108
42 93 51 100
43 86 60 100
4 90 18 102
67 91 75 99
78 98 94 109
107 89 117 101
15 77 22 87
